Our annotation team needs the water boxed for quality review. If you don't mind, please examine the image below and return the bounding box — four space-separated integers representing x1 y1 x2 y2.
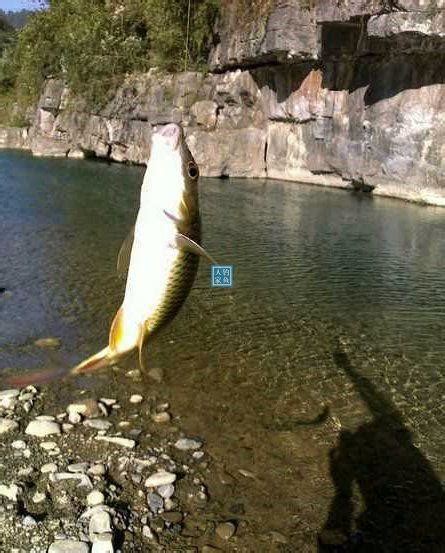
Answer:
1 150 444 548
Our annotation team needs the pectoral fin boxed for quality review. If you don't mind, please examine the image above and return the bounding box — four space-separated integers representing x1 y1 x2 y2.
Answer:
175 234 217 264
117 226 135 279
137 325 146 372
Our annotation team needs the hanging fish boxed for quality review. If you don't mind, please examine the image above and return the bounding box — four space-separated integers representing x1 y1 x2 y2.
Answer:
71 123 215 375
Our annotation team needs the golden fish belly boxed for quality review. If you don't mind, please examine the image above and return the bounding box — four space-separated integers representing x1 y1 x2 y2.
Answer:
144 249 199 336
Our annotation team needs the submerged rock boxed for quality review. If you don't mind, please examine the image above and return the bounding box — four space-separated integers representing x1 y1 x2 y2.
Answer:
25 419 61 437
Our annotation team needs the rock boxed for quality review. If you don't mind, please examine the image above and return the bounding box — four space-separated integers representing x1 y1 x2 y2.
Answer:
41 462 58 474
145 471 177 488
147 367 163 383
142 525 156 540
48 540 89 553
129 394 143 404
89 509 112 537
40 440 58 450
100 398 116 406
0 418 19 434
67 399 102 419
147 492 163 514
95 436 136 449
11 440 26 449
22 515 37 527
34 337 60 348
215 522 236 540
157 483 175 499
161 511 183 524
84 419 113 431
87 490 105 506
174 438 202 451
88 464 107 477
0 483 20 501
92 533 114 552
151 412 171 424
0 389 20 400
191 100 218 129
32 491 46 503
68 462 89 473
50 472 93 489
25 419 61 437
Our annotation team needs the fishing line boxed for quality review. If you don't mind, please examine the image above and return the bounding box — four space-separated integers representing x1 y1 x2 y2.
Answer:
184 0 192 71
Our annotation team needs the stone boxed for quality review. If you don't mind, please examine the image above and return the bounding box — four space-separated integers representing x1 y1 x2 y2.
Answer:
50 472 93 489
84 419 113 431
161 511 183 524
147 367 163 383
48 540 89 553
87 490 105 506
216 522 236 540
157 483 175 499
40 441 58 450
129 394 143 404
0 389 20 400
68 462 89 473
22 515 37 527
88 464 107 476
0 418 19 434
174 438 202 451
95 436 135 448
11 440 26 449
41 462 58 474
67 399 102 419
32 491 46 503
0 483 20 501
145 471 177 488
25 419 61 437
147 492 163 514
34 337 60 348
92 533 114 552
89 510 112 537
151 412 171 424
191 100 218 129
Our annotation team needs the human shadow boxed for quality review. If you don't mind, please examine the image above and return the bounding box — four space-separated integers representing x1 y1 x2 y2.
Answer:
318 346 445 552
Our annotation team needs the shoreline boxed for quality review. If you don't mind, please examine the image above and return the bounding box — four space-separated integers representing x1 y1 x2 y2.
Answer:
1 136 444 209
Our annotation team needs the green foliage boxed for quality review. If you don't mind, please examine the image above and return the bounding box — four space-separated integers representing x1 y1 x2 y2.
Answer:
0 9 35 30
1 0 220 116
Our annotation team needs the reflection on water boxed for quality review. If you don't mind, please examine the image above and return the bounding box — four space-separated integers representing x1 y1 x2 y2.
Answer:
1 150 444 547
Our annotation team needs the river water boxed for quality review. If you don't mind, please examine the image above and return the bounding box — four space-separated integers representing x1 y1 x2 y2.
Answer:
1 150 444 549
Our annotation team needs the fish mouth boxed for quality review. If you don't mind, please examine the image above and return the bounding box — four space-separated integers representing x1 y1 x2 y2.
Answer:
154 123 182 150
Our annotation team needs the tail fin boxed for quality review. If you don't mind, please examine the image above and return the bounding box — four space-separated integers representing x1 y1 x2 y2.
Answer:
71 346 111 375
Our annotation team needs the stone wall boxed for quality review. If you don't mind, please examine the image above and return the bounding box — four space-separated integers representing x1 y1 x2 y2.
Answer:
1 0 444 205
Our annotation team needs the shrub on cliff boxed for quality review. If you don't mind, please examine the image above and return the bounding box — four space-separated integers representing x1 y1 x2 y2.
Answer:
2 0 219 116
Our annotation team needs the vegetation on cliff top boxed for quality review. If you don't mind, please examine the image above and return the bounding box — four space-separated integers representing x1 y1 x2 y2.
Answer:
0 0 219 123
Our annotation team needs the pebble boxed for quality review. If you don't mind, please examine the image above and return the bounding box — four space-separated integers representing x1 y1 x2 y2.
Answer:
151 412 171 423
129 394 143 404
41 462 58 474
142 525 156 540
157 483 175 499
100 398 116 407
68 411 82 424
35 415 56 421
145 471 176 488
22 515 37 527
0 483 20 501
62 423 74 432
1 397 17 409
0 389 20 400
87 490 105 506
84 419 113 431
32 491 46 503
147 492 163 514
88 464 107 476
92 533 114 552
89 510 112 536
95 436 136 449
216 522 236 540
25 419 61 437
11 440 26 449
67 399 102 419
50 472 93 489
48 540 89 553
40 441 58 451
18 467 34 477
174 437 202 451
34 337 61 348
68 462 89 473
0 418 19 434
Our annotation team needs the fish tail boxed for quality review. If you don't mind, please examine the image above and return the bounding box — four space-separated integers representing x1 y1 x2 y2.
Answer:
71 347 111 375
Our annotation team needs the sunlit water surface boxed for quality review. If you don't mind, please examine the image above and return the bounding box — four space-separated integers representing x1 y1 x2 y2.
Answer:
1 150 444 546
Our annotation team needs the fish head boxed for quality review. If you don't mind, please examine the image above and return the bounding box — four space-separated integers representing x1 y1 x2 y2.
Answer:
142 123 199 220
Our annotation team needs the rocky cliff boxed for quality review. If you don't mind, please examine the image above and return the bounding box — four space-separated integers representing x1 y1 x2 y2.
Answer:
2 0 444 205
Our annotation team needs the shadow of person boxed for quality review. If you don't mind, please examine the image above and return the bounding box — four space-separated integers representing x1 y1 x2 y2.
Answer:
319 346 445 552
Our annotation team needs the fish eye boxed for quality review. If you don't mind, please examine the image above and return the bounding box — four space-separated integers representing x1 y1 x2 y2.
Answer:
187 162 199 179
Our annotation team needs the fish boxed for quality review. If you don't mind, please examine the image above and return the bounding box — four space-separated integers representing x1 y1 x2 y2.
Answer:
71 123 215 375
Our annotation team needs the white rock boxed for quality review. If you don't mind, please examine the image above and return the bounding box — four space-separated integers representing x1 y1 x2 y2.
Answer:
95 436 135 448
35 415 56 421
68 411 82 424
25 419 61 437
48 540 89 553
157 483 175 499
32 491 46 503
174 438 202 451
100 398 116 406
87 490 105 506
0 483 20 501
67 462 89 473
1 397 17 409
84 419 112 431
92 533 114 552
40 441 58 450
50 472 93 489
22 515 37 527
11 440 26 449
0 418 18 434
129 394 143 404
0 389 20 400
89 510 112 536
145 471 176 488
67 399 102 418
151 412 171 423
88 464 106 476
41 462 58 474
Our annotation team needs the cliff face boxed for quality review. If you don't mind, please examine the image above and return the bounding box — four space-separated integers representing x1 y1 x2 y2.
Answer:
4 0 445 205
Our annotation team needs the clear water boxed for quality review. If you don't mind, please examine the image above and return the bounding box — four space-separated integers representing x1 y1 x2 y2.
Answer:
1 150 444 547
